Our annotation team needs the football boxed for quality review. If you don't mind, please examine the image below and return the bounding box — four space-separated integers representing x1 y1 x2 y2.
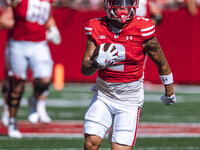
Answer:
90 43 116 60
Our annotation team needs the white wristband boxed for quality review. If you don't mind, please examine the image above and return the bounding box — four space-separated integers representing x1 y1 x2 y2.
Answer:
159 73 173 85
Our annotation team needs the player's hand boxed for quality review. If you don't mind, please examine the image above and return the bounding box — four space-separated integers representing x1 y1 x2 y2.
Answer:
94 43 118 68
161 94 176 105
46 26 61 45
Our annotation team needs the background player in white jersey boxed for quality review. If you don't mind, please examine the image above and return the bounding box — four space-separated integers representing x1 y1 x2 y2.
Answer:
0 0 61 138
81 0 176 149
136 0 163 25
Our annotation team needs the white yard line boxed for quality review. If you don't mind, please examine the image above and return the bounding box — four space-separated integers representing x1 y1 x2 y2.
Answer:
0 91 199 108
0 84 200 107
0 145 199 150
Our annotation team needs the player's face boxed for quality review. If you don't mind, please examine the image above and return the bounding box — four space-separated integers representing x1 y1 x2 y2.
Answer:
105 0 138 24
112 0 133 23
113 7 130 23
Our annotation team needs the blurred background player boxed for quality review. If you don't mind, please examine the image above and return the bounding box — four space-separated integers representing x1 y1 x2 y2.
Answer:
136 0 163 25
186 0 199 16
0 0 61 138
81 0 176 149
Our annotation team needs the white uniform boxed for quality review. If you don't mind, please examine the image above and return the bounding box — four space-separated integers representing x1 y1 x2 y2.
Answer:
6 39 53 80
136 0 150 18
84 77 143 146
6 0 54 80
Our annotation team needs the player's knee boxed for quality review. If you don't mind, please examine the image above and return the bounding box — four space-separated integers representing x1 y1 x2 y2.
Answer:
84 134 102 150
84 140 100 150
7 80 24 107
33 78 51 97
8 90 23 107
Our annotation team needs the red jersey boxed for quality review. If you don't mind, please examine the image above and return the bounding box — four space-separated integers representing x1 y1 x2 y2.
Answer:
136 0 150 18
85 17 156 83
11 0 53 42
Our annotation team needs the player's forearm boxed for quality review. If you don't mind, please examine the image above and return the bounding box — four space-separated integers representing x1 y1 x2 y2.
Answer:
144 37 171 75
45 10 61 45
144 37 175 96
0 7 14 29
81 60 98 76
187 0 198 16
164 84 174 97
81 38 98 75
46 12 56 30
159 65 175 96
0 19 14 29
157 61 171 76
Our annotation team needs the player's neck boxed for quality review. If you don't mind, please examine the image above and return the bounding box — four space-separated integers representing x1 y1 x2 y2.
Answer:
110 20 128 29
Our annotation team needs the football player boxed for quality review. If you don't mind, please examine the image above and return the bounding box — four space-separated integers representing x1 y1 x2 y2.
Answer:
0 0 61 138
81 0 176 149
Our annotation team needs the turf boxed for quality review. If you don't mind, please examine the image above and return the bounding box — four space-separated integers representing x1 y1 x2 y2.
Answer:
0 137 200 149
0 83 200 149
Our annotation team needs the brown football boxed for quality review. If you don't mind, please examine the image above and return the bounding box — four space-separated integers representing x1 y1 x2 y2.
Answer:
90 43 116 60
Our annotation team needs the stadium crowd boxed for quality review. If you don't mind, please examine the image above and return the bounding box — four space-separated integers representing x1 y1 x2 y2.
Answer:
0 0 199 13
52 0 199 15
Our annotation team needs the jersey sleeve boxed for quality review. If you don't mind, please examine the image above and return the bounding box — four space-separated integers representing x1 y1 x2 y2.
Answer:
85 21 93 38
84 18 103 38
137 17 156 42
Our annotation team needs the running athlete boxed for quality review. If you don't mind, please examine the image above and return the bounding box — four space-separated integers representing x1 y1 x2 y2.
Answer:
81 0 176 149
0 0 61 138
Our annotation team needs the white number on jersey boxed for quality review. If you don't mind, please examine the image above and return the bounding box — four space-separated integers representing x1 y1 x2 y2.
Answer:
108 44 126 71
26 0 51 25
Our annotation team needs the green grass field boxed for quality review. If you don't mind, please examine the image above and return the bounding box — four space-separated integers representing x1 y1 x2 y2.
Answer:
0 83 200 149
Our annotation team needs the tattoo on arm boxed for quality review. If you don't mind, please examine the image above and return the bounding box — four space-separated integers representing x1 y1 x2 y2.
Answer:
81 37 97 76
144 37 174 96
143 37 171 75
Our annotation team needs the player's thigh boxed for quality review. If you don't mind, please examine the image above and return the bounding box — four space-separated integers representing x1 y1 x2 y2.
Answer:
84 94 113 138
5 41 28 80
29 43 53 78
112 106 141 147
